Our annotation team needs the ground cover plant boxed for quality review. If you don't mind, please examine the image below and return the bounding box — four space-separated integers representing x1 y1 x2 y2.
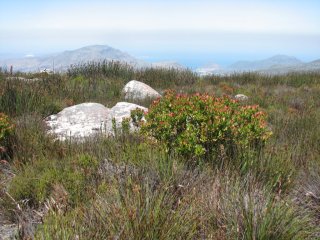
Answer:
0 62 320 239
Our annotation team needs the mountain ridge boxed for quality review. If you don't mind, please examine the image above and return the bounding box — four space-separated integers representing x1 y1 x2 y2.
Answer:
196 55 320 76
229 55 303 71
0 45 148 72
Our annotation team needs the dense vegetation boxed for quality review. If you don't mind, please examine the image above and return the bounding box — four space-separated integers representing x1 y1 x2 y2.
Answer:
0 62 320 239
141 90 271 160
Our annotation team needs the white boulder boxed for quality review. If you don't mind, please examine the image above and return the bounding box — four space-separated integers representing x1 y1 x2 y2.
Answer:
234 94 249 101
122 80 161 100
45 102 147 141
45 103 112 141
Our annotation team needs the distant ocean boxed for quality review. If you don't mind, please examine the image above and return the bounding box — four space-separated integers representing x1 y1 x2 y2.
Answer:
129 50 269 69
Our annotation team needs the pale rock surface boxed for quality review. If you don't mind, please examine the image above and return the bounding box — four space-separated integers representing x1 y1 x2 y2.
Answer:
45 103 112 141
234 94 249 101
45 102 147 141
122 80 161 100
111 102 147 122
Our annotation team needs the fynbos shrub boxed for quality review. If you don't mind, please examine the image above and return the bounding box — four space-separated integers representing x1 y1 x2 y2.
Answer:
0 112 14 157
141 90 271 160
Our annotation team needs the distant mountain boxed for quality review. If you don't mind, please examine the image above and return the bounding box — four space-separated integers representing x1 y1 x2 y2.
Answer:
307 59 320 68
0 45 190 73
0 45 148 72
42 45 148 71
0 57 42 72
258 58 320 75
229 55 303 72
196 55 320 76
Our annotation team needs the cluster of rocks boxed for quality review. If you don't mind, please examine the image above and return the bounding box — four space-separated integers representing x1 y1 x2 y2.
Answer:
45 80 159 141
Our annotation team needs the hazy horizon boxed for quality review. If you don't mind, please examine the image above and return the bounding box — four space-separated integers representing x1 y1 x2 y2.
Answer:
1 0 320 68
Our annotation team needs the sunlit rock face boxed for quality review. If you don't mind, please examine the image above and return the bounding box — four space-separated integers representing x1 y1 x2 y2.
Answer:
45 102 147 141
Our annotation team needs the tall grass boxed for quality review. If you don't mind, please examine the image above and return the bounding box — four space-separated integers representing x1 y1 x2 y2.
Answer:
68 60 198 89
205 71 320 87
204 173 316 239
1 65 320 238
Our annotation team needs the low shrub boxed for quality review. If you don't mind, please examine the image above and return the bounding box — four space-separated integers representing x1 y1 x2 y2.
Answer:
141 90 272 161
0 112 14 159
0 113 13 142
9 153 100 207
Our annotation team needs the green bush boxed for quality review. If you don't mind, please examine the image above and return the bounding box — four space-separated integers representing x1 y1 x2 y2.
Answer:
0 112 14 159
130 108 145 127
0 113 13 143
141 90 272 160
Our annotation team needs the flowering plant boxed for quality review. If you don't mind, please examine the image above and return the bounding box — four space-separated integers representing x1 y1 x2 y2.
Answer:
0 113 14 143
0 113 14 157
140 90 271 159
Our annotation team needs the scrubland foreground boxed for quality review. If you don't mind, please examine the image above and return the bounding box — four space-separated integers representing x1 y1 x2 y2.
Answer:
0 62 320 239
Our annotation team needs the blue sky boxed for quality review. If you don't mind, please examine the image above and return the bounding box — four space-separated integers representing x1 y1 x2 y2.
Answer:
1 0 319 67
